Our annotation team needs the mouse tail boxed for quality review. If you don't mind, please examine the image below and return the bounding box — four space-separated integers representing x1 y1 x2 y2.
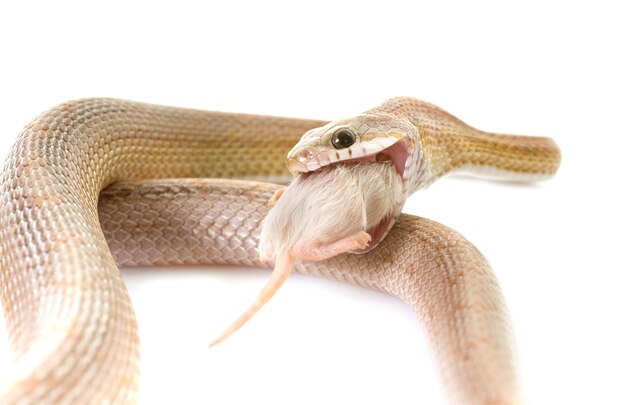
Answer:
209 250 295 347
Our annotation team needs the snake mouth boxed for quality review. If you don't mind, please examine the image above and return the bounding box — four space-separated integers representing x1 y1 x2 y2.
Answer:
288 138 409 254
289 141 407 255
287 137 411 178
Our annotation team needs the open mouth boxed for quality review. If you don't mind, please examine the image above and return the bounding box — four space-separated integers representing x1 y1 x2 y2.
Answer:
288 138 410 254
287 137 411 178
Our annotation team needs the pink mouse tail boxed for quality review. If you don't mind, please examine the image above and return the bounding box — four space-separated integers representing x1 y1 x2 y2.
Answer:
209 250 295 347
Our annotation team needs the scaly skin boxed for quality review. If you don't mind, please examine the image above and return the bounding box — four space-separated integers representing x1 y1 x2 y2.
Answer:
0 97 560 404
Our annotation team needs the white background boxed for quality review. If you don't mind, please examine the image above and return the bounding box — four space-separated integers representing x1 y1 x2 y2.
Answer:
1 1 624 404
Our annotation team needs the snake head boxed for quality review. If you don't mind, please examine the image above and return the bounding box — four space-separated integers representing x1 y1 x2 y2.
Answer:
286 111 417 180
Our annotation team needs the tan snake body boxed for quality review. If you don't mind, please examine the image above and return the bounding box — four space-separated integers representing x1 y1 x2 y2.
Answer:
0 97 560 404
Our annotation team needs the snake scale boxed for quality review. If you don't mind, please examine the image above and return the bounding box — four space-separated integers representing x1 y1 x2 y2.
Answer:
0 97 560 404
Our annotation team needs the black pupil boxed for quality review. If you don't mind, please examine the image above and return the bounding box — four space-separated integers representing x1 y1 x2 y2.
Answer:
332 129 355 149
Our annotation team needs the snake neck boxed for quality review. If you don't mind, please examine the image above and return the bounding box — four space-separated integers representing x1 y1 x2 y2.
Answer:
372 97 562 189
420 124 561 183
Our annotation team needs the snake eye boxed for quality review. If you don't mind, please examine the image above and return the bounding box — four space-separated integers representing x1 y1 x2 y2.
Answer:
331 128 356 149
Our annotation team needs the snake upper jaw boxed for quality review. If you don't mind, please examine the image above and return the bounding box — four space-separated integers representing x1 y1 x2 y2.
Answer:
287 136 412 178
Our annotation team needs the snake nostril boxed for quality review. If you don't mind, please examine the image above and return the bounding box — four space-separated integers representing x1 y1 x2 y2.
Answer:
296 149 314 163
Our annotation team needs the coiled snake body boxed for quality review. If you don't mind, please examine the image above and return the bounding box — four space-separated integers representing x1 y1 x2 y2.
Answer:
0 97 560 404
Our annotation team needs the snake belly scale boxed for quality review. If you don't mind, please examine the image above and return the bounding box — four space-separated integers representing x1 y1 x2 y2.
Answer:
0 97 560 404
